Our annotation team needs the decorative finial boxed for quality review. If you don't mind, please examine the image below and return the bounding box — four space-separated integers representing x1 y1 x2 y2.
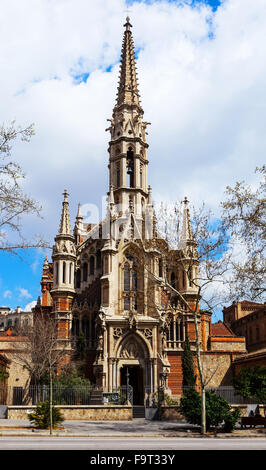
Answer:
124 16 132 31
63 189 69 202
76 202 82 219
148 185 153 205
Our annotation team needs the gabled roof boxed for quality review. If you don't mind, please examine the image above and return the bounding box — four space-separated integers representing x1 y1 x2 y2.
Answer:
211 321 236 337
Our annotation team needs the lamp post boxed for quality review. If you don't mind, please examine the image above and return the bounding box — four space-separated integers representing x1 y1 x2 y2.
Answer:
126 367 130 403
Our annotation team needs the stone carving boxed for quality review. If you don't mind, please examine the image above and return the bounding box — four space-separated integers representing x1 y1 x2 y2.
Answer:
144 328 152 339
128 311 137 329
120 341 140 359
139 328 153 346
113 327 125 341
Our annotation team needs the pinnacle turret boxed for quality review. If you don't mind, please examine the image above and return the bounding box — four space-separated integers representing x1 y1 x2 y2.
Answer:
58 189 71 235
180 197 193 243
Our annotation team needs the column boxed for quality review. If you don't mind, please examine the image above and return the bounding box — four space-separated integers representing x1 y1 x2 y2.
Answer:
112 360 115 391
116 361 119 390
173 316 176 348
150 360 154 394
177 318 181 348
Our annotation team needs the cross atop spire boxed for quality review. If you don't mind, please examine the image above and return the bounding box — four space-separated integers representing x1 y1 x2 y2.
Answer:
116 18 140 107
58 189 71 235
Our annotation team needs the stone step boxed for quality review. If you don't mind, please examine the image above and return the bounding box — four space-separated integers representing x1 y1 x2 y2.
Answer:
133 406 145 418
89 390 103 405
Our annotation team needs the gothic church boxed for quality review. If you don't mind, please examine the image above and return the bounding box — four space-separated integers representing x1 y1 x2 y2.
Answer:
37 18 246 402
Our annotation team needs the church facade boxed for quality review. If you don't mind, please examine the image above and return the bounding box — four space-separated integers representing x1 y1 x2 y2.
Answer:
36 18 247 403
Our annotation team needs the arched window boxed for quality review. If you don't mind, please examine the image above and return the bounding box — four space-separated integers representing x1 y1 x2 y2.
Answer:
82 316 90 340
83 262 88 282
96 250 101 270
116 162 120 188
55 262 59 285
170 272 175 288
89 256 95 275
132 262 137 291
126 147 134 188
188 267 192 287
123 255 138 311
158 259 163 278
69 263 72 284
124 264 130 292
76 269 81 288
182 270 186 288
140 164 143 188
72 315 79 338
62 261 66 284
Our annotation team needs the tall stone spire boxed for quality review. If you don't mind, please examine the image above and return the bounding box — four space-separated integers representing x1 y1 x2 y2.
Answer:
106 18 151 235
116 17 141 108
59 189 71 235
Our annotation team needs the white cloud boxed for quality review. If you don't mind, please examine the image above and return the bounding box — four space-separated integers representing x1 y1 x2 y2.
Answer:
17 288 32 299
23 300 37 312
0 0 265 245
3 290 12 299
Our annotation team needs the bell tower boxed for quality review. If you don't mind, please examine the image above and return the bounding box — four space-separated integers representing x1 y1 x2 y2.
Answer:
106 17 151 230
50 190 76 340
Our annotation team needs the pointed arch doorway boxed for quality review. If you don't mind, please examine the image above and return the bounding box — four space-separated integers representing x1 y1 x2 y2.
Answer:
116 333 152 406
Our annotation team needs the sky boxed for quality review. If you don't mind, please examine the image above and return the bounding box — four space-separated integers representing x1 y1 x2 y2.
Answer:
0 0 265 317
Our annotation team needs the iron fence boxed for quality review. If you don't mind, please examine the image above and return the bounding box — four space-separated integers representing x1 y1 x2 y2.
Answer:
103 386 133 405
0 384 134 406
206 386 259 405
1 384 260 407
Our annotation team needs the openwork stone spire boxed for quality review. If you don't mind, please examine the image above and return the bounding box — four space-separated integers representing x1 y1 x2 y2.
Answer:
58 189 71 235
181 197 193 241
116 17 140 107
178 197 196 251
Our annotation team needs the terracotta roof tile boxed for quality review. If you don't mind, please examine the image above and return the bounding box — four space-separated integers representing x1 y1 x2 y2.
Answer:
211 321 235 337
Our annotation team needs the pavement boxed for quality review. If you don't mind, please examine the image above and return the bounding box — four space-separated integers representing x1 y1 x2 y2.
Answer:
0 418 266 438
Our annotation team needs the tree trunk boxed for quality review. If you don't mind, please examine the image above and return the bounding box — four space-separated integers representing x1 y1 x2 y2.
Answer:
49 368 53 435
193 310 206 435
201 386 206 435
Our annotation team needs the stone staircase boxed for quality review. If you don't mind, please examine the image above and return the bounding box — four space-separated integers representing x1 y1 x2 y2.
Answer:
133 405 145 418
89 389 103 405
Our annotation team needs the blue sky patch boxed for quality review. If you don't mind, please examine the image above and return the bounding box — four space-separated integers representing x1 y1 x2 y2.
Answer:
72 72 90 84
125 0 222 12
0 248 43 311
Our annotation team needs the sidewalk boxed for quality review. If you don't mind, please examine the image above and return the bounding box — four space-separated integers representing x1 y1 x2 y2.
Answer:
0 418 265 438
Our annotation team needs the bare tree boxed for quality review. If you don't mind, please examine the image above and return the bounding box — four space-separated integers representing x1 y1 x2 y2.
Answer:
137 200 232 434
10 312 71 434
0 120 49 255
221 165 265 301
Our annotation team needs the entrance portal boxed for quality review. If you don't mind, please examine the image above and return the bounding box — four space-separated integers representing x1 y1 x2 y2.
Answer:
120 365 144 405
